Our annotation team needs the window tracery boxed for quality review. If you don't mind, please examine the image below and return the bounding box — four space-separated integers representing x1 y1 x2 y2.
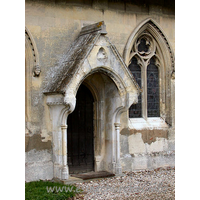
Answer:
128 32 162 118
124 19 174 125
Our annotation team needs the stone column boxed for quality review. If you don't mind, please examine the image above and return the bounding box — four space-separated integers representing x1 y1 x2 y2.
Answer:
114 123 122 174
61 125 69 180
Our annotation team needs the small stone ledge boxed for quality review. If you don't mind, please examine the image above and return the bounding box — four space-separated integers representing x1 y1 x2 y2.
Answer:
128 117 169 130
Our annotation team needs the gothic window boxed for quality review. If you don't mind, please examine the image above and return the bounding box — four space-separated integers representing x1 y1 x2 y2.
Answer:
124 19 175 125
128 33 161 119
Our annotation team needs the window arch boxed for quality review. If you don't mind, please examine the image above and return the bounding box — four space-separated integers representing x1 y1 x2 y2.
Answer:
125 18 174 123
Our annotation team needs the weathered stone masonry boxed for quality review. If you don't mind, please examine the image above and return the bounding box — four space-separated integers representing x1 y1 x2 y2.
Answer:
25 0 175 182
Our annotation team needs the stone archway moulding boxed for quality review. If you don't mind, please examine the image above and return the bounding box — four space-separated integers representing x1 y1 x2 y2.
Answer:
44 21 140 180
25 26 41 77
123 18 175 75
25 26 41 134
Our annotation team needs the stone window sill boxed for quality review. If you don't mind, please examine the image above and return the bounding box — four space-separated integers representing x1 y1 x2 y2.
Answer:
128 117 169 130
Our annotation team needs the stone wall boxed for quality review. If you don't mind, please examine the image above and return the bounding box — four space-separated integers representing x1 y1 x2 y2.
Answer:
25 0 175 181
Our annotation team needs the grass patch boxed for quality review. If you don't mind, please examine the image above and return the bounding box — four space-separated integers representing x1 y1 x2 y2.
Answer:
25 180 81 200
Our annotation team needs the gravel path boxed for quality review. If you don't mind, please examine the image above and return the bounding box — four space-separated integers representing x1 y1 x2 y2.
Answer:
73 167 175 200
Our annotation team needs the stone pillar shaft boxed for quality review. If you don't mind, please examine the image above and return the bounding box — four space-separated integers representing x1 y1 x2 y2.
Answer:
61 125 69 180
114 123 122 174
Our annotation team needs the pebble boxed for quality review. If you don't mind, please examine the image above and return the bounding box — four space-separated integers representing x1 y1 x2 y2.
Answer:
74 167 175 199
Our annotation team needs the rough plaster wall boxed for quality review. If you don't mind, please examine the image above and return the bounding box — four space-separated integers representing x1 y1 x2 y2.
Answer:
120 124 175 171
120 132 175 171
25 149 53 182
119 111 175 171
25 133 53 182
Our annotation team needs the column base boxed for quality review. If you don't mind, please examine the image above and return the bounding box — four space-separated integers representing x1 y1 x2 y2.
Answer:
112 162 116 174
61 166 69 180
115 163 122 174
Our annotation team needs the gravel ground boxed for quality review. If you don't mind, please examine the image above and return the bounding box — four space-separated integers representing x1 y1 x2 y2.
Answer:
73 167 175 200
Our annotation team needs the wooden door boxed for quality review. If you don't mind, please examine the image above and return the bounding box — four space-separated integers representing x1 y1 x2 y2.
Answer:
67 84 94 174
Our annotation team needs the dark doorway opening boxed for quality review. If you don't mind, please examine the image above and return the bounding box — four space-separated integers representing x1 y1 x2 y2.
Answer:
67 84 94 174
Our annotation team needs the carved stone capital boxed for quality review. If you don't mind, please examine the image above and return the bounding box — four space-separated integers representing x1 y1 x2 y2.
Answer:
46 94 65 106
61 125 68 129
114 123 121 130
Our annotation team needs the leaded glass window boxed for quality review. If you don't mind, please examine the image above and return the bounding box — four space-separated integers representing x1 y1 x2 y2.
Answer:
128 33 161 119
128 57 142 118
147 57 160 117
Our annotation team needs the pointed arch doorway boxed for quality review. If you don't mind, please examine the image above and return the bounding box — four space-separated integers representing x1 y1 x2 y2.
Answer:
67 84 94 174
44 21 140 180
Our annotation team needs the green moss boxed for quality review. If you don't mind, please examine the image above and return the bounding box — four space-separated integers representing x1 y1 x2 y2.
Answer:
25 180 81 200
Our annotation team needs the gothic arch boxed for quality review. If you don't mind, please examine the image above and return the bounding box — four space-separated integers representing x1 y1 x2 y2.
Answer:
25 26 40 77
123 18 175 75
74 66 128 100
25 27 41 134
123 18 175 125
60 65 137 138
